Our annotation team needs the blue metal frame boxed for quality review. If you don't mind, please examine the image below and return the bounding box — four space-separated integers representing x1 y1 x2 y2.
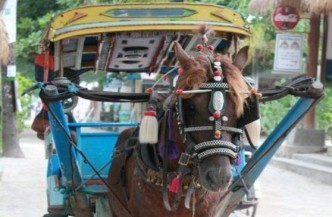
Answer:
219 96 323 216
43 84 139 215
41 83 323 216
45 86 79 183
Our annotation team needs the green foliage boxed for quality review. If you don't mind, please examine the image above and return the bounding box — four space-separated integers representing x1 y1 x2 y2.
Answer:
259 85 332 135
16 73 34 131
16 0 84 75
259 95 297 135
316 85 332 130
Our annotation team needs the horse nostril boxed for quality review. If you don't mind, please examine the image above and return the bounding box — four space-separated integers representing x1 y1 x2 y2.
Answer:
206 170 219 185
205 168 232 187
199 158 233 191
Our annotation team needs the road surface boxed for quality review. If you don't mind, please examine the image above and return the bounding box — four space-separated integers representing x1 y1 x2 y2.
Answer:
0 129 331 217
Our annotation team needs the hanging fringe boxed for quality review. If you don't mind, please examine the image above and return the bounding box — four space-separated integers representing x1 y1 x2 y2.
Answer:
139 110 158 144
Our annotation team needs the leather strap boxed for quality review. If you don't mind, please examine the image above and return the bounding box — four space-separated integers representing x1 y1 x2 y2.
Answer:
161 111 183 211
259 75 319 102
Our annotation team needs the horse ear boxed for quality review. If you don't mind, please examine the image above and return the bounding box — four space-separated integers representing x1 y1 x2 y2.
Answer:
174 41 192 69
233 45 249 71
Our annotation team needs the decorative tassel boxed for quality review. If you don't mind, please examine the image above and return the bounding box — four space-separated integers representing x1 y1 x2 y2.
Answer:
139 110 158 144
169 175 180 193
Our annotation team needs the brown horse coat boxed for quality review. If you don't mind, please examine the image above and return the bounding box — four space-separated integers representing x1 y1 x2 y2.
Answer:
107 36 251 217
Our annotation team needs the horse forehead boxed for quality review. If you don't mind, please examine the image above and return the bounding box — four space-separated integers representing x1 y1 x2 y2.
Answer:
187 92 235 110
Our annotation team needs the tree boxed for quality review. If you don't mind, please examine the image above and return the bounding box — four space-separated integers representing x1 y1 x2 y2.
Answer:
0 1 8 149
1 0 24 157
16 0 83 76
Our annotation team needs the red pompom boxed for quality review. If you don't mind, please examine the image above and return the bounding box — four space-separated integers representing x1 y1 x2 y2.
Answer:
208 45 215 51
176 89 184 95
146 88 153 94
196 44 204 51
214 70 222 76
213 111 221 119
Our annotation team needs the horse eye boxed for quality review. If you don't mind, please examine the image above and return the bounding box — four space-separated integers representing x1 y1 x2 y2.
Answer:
185 104 196 113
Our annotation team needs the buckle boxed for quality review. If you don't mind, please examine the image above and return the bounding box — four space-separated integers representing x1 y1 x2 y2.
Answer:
178 153 191 166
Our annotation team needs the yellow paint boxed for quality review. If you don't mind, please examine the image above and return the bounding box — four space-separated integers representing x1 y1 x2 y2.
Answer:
44 3 251 42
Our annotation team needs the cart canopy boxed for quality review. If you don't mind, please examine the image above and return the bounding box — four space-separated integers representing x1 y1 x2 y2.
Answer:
40 3 251 74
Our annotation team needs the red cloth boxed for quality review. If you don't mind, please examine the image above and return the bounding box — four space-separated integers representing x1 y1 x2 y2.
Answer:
34 52 54 70
34 52 55 82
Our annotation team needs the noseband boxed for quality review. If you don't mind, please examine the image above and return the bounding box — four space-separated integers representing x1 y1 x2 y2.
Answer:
175 82 244 166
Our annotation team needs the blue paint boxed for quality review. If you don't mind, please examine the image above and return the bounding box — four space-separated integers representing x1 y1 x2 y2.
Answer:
46 90 79 182
77 132 120 180
47 154 61 177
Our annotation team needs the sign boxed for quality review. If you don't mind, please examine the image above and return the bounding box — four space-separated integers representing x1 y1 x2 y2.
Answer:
6 65 16 77
273 33 304 73
272 6 299 30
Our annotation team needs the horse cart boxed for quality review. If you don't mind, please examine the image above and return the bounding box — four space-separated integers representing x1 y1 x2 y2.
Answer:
26 3 324 217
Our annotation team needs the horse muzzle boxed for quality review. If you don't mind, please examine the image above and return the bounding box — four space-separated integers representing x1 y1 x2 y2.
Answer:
198 155 233 192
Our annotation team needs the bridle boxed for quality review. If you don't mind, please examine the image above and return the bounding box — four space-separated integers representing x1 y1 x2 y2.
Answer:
172 54 250 166
175 81 244 164
137 40 255 212
158 70 249 211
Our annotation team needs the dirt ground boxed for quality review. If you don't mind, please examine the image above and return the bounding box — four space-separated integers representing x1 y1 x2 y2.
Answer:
0 128 332 217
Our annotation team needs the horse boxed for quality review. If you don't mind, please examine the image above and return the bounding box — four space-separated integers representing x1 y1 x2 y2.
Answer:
107 35 259 217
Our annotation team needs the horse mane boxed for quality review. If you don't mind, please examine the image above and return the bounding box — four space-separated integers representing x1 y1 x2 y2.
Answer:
176 53 248 117
176 55 210 92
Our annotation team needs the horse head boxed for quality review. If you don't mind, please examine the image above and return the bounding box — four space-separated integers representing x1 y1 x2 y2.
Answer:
169 41 251 192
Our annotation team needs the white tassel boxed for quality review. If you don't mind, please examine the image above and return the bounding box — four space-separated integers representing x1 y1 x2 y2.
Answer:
244 119 261 147
139 110 158 144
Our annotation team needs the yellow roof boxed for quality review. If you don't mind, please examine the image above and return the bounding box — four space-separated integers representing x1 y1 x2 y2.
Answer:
44 3 251 42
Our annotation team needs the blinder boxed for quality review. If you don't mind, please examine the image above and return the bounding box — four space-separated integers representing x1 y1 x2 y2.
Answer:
237 95 260 128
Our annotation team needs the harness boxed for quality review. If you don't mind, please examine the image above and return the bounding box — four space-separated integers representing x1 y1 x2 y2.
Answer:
136 69 256 211
29 70 318 216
